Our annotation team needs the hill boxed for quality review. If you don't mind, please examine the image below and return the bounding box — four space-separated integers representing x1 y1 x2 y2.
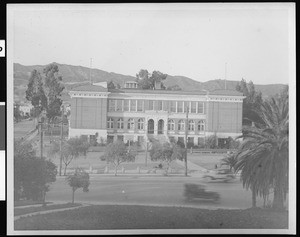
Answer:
13 62 287 102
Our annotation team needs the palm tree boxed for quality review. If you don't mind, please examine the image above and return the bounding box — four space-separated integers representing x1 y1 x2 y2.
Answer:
234 92 288 209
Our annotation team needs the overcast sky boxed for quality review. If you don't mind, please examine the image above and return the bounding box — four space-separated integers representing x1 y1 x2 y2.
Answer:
10 3 294 85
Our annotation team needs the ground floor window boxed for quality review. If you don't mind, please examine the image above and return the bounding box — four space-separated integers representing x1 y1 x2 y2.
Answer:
198 137 205 148
168 119 175 131
117 135 124 142
187 137 194 148
107 135 114 143
177 137 185 147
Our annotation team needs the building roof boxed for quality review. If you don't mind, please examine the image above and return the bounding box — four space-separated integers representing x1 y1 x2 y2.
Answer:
71 84 108 92
70 85 243 96
209 89 243 96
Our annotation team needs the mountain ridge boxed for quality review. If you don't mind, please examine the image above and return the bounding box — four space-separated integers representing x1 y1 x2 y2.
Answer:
13 62 287 102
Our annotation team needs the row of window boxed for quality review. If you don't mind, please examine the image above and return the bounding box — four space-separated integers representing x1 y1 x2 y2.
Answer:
107 118 205 131
108 99 205 114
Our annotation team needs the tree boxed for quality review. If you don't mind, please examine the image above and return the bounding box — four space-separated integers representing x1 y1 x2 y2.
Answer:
150 142 185 175
221 152 238 171
14 139 57 202
48 137 90 175
236 79 263 126
14 103 22 123
101 141 137 176
108 81 116 89
43 63 65 123
25 69 47 122
205 135 218 149
136 69 168 90
233 92 288 209
66 168 90 204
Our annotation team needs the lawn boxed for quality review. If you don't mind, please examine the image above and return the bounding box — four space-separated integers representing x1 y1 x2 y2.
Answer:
14 203 81 216
14 205 288 230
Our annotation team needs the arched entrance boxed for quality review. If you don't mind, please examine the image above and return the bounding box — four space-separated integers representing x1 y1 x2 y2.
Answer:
158 119 164 134
147 119 154 134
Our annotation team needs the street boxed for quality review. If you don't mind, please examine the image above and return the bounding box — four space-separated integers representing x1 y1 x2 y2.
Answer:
46 175 264 209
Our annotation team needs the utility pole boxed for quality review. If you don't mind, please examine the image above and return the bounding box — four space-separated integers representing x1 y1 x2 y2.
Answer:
59 105 64 176
145 141 148 167
90 58 93 85
225 62 227 90
39 118 44 159
184 105 189 176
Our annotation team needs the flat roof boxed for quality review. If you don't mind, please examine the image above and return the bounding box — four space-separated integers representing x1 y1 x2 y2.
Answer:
70 85 243 96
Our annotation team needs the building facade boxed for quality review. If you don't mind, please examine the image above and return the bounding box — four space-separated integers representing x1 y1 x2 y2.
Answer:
69 82 244 147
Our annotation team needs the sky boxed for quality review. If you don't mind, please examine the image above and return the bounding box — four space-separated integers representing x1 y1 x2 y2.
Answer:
9 3 294 85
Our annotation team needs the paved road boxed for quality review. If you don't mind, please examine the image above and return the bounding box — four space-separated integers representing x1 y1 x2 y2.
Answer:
46 175 264 210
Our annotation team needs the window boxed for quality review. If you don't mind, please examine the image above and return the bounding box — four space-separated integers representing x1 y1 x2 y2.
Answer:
137 100 143 112
157 101 163 111
178 120 185 131
170 101 176 112
107 135 114 143
188 120 195 131
137 118 144 130
198 120 205 131
177 101 183 113
198 102 204 114
184 101 189 113
124 100 129 111
191 101 197 113
168 119 175 131
149 100 154 110
116 100 123 111
127 118 135 130
130 100 137 112
107 118 114 129
108 100 116 112
117 118 124 129
198 137 205 146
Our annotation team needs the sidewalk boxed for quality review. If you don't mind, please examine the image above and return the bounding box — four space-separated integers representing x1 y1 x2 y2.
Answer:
14 203 91 221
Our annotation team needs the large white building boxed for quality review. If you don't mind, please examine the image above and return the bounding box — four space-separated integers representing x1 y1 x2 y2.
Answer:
69 81 244 147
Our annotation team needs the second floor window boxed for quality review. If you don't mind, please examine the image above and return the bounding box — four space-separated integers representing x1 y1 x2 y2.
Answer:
127 118 135 130
157 101 163 111
124 100 129 111
108 100 116 112
137 118 144 130
168 119 175 131
130 100 137 112
191 101 197 113
137 100 143 112
189 120 195 131
198 102 204 114
198 120 205 131
116 100 123 111
177 101 183 113
149 100 154 110
107 118 114 129
170 101 176 112
178 119 185 131
117 118 124 129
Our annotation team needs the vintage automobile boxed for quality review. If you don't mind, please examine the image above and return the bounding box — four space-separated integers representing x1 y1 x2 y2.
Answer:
184 183 220 202
202 168 236 182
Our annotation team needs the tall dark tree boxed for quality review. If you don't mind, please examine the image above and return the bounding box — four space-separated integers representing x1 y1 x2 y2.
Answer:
25 70 47 120
108 81 116 89
236 79 263 126
43 64 65 123
136 69 167 90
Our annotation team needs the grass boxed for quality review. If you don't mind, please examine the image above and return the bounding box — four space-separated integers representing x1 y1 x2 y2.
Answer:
14 205 288 230
14 203 81 216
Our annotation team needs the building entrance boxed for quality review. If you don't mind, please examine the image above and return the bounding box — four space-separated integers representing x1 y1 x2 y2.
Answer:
148 119 154 134
158 119 164 134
